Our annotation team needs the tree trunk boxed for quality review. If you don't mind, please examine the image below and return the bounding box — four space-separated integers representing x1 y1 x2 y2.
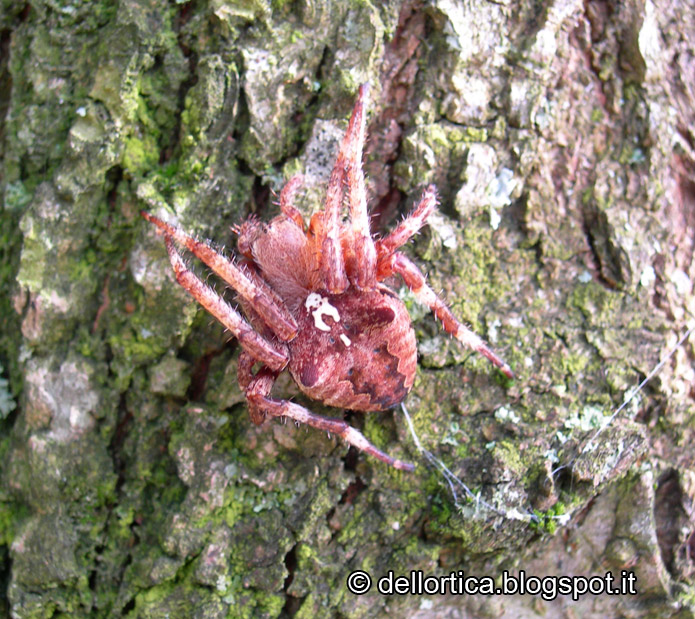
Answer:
1 0 694 616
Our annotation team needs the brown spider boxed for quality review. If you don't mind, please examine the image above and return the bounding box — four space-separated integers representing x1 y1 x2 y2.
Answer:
141 84 512 471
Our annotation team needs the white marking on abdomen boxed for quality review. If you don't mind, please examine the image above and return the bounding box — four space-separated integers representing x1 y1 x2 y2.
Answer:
305 292 340 332
339 333 352 347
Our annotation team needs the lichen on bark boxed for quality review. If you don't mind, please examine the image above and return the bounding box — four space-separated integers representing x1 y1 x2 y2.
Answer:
1 0 694 617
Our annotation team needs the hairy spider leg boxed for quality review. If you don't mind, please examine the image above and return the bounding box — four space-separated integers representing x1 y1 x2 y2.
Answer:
142 212 298 342
162 235 290 372
278 175 306 231
387 252 514 379
237 350 256 392
375 185 438 263
345 83 377 288
239 358 415 471
317 84 379 294
237 351 277 426
319 115 350 295
234 261 300 338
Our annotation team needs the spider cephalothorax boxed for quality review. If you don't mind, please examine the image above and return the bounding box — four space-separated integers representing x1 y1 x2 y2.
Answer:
142 84 512 471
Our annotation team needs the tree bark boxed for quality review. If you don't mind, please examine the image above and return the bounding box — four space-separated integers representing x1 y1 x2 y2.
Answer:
1 0 694 617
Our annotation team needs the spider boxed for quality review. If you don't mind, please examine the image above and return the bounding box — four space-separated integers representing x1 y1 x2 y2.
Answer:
141 84 513 472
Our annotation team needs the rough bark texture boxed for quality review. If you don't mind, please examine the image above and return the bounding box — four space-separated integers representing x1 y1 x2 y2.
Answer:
1 0 694 617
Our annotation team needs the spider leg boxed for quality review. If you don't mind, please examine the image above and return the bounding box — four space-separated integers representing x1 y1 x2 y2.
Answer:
345 83 377 288
386 251 514 379
319 125 349 294
142 211 297 342
278 174 306 230
162 235 289 372
242 363 414 471
237 351 277 425
376 185 437 263
237 350 255 391
318 85 378 294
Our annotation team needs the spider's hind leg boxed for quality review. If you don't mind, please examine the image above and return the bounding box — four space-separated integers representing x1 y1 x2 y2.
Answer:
242 362 415 471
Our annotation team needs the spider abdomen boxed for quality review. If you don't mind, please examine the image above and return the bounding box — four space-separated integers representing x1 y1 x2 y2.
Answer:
288 287 417 412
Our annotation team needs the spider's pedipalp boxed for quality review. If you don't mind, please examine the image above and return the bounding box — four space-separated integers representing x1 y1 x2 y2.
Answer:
142 212 298 342
163 235 290 372
387 251 514 379
376 185 437 264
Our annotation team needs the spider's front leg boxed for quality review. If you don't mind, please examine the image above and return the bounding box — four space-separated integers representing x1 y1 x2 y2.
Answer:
141 211 297 342
375 185 438 262
344 83 377 288
316 83 376 293
387 252 514 379
238 354 415 471
161 236 290 372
